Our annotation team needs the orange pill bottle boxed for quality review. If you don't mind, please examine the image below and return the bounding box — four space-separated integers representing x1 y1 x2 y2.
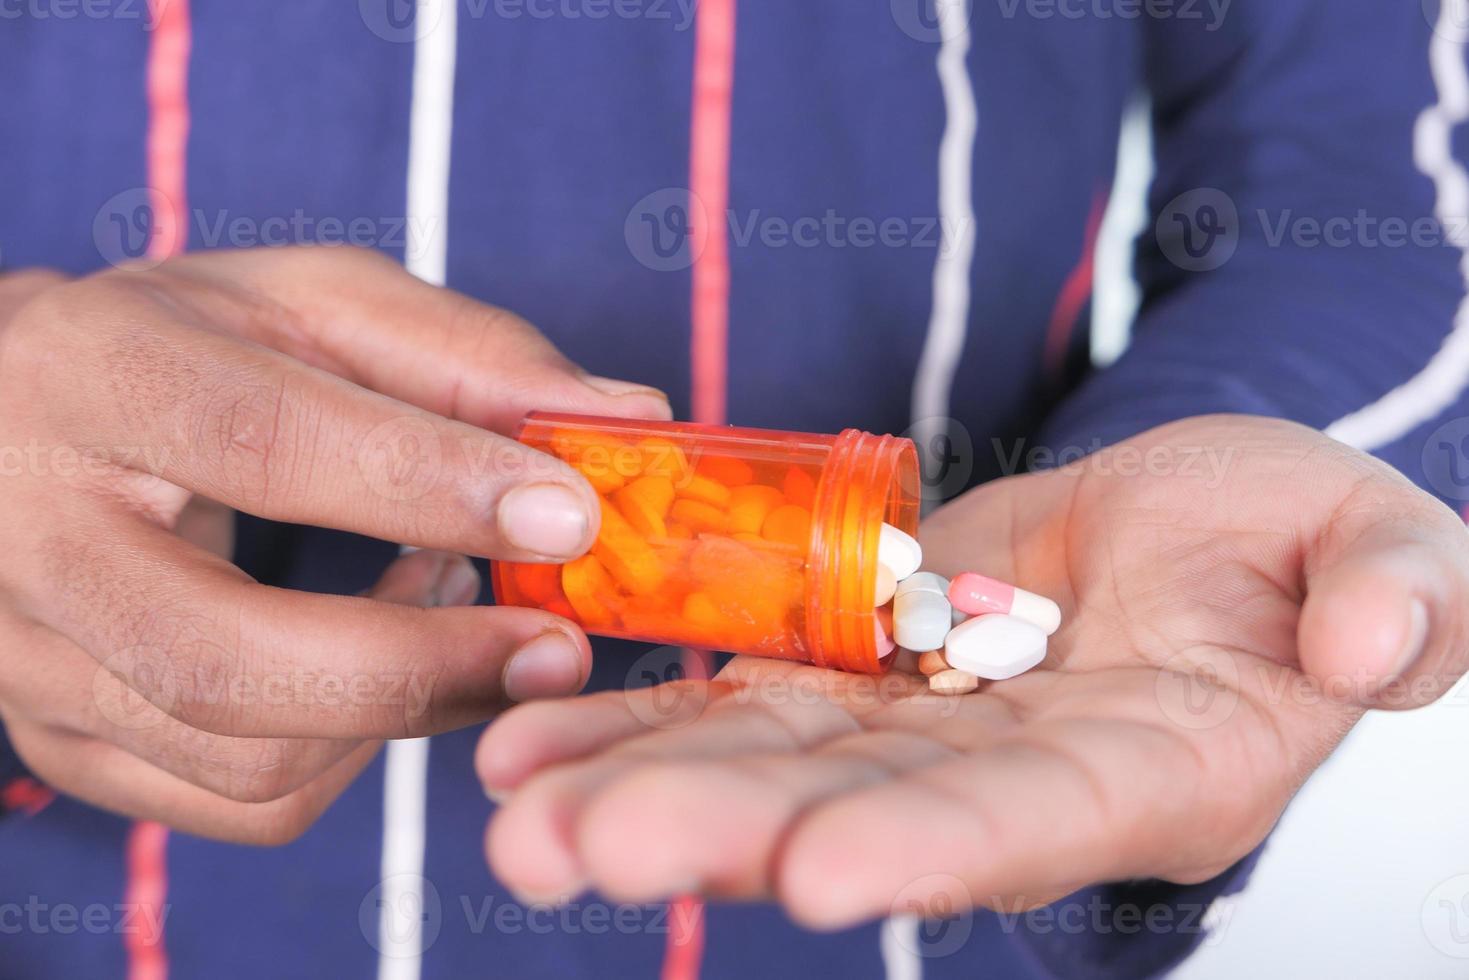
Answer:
490 413 920 674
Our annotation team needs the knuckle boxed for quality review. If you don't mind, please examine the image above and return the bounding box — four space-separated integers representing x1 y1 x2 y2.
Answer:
164 646 242 735
1165 857 1241 887
448 299 553 368
190 369 304 512
0 269 69 330
0 269 68 296
109 606 252 737
145 713 311 804
0 285 75 380
245 798 320 847
219 740 300 804
152 725 276 804
295 242 396 277
457 299 528 338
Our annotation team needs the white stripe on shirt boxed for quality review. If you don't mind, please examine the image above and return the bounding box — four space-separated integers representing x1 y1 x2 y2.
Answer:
1326 10 1469 452
895 2 978 977
909 0 979 517
379 2 458 978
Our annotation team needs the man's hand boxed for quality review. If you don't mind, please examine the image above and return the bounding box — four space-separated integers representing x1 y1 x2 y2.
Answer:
0 246 671 844
475 416 1469 925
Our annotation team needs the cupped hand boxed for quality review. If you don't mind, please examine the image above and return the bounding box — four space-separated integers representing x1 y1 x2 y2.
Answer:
0 247 670 843
476 416 1469 926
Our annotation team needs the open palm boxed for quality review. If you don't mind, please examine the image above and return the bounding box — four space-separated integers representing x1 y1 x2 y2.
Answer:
476 416 1469 927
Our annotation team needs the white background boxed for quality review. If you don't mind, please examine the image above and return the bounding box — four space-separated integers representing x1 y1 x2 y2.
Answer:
1175 680 1469 978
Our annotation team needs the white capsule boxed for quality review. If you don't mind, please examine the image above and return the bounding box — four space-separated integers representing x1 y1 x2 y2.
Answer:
943 614 1047 681
929 669 980 695
895 571 948 597
874 563 898 606
878 523 922 581
893 573 952 653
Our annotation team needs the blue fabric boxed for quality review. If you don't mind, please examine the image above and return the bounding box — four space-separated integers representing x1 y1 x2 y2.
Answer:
0 1 1462 977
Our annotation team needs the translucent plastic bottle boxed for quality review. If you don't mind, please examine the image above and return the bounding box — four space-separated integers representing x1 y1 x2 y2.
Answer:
490 413 920 674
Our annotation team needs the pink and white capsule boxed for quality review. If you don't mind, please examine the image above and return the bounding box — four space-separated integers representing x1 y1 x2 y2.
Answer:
947 572 1061 636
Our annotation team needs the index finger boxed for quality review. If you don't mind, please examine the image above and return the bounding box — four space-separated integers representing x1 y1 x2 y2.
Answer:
8 279 601 561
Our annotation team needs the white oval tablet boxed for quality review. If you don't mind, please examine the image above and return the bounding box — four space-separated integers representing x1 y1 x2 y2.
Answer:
944 614 1047 681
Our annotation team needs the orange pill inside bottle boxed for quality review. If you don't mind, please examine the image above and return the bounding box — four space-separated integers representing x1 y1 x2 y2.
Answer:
490 413 920 674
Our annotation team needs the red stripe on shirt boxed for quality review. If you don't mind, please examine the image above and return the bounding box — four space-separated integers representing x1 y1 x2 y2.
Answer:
688 0 737 428
1 776 56 816
1042 189 1107 380
668 1 738 977
127 3 190 978
146 0 192 260
124 820 170 980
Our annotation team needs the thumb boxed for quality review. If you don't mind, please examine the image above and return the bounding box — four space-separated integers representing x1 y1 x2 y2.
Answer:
1298 510 1469 710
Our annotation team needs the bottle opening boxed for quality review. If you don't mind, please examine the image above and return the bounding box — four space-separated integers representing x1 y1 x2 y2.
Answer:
806 429 920 674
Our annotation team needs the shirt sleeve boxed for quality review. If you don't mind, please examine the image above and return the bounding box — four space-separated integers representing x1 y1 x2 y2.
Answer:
1043 0 1469 499
1017 4 1462 976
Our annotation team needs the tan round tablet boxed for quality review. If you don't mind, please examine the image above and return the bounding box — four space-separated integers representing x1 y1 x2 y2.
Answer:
928 669 980 695
918 650 950 677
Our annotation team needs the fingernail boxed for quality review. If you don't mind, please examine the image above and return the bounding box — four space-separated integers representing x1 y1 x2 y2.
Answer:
434 558 481 607
484 784 510 805
581 374 670 401
509 882 588 908
581 375 674 420
503 631 585 702
1390 598 1430 680
498 484 592 558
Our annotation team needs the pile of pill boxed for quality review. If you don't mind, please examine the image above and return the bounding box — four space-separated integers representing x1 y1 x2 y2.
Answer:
875 524 1061 695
